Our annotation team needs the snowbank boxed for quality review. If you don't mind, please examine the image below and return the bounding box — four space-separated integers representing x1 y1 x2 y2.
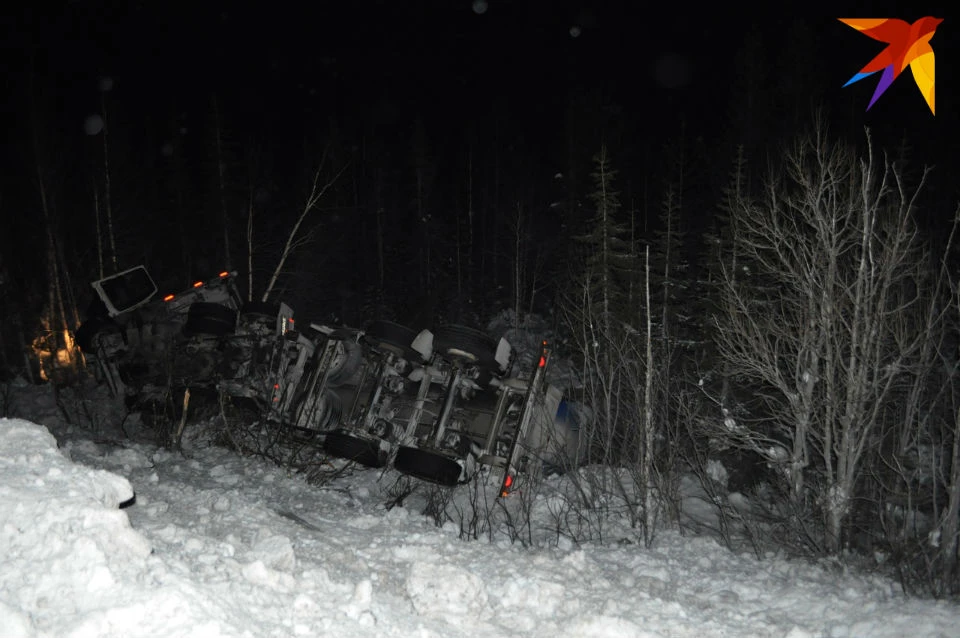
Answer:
2 395 959 637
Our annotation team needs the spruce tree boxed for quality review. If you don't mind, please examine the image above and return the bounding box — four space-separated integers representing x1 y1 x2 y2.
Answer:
649 127 696 346
573 146 633 326
691 146 749 389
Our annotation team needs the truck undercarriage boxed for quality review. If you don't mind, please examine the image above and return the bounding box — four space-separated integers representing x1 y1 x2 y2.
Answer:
76 266 580 490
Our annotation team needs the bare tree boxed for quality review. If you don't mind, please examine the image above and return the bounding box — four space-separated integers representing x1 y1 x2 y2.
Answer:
559 252 670 546
713 121 934 554
260 152 347 303
556 146 675 545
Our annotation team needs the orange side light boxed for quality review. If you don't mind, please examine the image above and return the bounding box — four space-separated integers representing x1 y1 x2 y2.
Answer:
192 281 203 288
219 271 229 278
538 340 548 368
163 294 175 302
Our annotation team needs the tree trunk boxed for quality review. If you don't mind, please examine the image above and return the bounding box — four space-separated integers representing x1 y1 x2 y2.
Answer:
642 245 655 545
261 158 345 303
940 406 960 592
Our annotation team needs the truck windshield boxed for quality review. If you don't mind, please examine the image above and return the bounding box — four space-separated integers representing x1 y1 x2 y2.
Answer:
95 266 157 315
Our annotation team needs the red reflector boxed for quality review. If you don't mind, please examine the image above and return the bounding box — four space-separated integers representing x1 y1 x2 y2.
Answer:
193 281 203 288
538 356 546 368
219 271 229 278
163 294 175 302
501 474 515 497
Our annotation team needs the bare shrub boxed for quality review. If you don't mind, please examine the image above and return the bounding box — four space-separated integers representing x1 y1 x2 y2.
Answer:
558 249 673 547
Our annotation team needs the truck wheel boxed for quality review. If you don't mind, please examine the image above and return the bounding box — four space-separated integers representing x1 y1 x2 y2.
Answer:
394 445 463 486
326 339 363 387
364 320 421 360
432 324 498 370
183 302 237 337
324 430 387 468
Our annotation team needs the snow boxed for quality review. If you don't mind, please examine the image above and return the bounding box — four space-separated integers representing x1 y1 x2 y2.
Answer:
2 382 959 638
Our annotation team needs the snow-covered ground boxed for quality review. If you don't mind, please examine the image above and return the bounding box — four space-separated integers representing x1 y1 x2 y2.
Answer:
2 379 959 638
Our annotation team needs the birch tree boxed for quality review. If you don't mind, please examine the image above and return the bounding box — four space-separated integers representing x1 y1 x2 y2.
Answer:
260 151 347 303
714 122 932 554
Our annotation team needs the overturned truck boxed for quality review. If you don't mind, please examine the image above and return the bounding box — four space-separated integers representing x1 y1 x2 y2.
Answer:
76 266 580 489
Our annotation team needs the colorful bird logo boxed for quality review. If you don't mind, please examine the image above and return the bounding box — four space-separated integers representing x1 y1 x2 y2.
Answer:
839 17 942 115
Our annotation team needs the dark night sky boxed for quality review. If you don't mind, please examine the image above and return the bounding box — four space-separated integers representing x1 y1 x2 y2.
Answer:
3 3 956 168
1 2 958 318
2 6 946 125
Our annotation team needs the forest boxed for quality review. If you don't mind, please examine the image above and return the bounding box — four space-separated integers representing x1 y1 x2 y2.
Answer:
1 7 959 598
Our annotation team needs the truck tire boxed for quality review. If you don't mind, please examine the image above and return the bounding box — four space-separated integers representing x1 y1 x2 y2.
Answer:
394 445 463 486
432 324 498 370
326 339 364 387
364 320 421 361
324 430 387 468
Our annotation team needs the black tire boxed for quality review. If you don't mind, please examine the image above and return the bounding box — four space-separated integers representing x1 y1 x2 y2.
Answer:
432 324 499 370
324 430 387 468
364 320 421 360
284 385 343 433
282 423 323 443
394 445 463 486
184 302 237 337
325 339 364 387
311 388 344 431
75 316 120 353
